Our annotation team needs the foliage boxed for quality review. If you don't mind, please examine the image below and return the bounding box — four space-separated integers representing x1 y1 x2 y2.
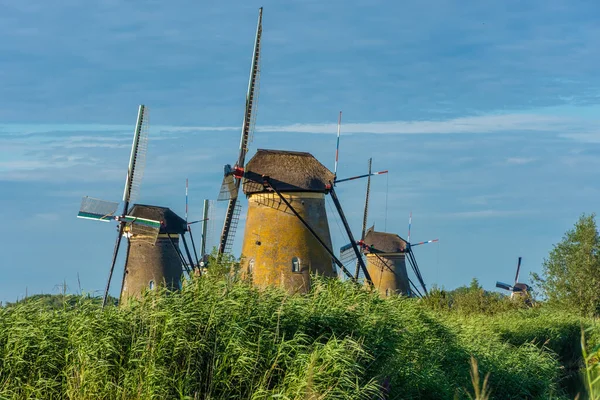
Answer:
0 270 592 400
532 213 600 316
582 326 600 400
422 278 527 315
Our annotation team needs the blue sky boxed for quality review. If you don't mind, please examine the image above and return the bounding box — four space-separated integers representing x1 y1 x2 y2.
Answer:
1 0 599 302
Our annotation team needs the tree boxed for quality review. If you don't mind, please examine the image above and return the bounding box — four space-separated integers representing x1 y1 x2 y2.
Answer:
532 213 600 316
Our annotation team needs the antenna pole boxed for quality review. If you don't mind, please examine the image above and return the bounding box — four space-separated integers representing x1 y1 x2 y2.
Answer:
334 111 342 181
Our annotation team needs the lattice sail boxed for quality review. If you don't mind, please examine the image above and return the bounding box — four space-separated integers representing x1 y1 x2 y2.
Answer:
77 196 119 221
218 173 237 201
123 105 149 204
224 202 242 254
205 200 216 252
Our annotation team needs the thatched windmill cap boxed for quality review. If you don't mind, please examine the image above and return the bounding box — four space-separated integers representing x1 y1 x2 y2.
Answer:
364 226 407 253
243 149 335 195
128 204 187 234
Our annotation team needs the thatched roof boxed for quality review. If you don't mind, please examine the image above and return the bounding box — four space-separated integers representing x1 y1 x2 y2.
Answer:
243 149 335 194
128 204 187 234
364 226 407 254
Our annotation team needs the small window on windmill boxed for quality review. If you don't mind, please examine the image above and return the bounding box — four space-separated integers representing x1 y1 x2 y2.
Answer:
292 257 301 273
385 288 390 297
149 280 155 290
248 259 255 275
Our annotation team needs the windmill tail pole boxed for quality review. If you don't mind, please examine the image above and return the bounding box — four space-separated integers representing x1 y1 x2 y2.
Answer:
328 182 373 286
103 223 126 308
262 176 355 281
188 228 200 267
167 233 191 274
117 239 132 306
406 249 427 295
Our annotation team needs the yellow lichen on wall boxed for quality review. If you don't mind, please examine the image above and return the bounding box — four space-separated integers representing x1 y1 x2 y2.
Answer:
240 192 336 293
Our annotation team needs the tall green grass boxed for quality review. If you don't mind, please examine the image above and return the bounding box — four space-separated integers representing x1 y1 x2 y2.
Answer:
0 275 595 399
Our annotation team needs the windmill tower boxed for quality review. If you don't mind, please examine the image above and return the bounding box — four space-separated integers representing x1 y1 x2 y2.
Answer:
77 105 194 306
362 214 437 297
341 210 437 297
496 257 532 300
361 227 411 296
239 150 338 292
120 204 187 302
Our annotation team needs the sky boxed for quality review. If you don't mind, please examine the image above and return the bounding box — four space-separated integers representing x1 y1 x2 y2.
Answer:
1 0 599 302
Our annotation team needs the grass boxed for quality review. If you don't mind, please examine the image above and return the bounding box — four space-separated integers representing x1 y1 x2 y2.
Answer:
0 274 597 399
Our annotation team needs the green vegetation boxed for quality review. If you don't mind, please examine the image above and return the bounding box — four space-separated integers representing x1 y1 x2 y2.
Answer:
0 274 597 400
533 213 600 317
1 215 600 399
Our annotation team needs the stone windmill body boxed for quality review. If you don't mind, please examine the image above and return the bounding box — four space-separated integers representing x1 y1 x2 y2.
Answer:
77 105 194 306
239 149 338 292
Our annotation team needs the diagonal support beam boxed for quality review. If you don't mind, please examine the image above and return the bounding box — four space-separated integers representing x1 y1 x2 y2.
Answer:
327 182 373 286
261 176 355 281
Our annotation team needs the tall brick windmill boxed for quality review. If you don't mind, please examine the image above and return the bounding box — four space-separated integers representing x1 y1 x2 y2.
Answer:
77 105 195 306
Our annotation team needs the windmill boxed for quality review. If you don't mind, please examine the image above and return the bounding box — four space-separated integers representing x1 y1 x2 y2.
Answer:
237 149 370 293
215 9 371 293
496 257 532 299
77 105 193 306
340 212 437 297
217 7 262 256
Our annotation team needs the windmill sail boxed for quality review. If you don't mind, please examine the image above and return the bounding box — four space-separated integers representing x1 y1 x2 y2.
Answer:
218 7 263 255
514 256 522 284
77 196 119 221
103 104 150 307
123 105 149 205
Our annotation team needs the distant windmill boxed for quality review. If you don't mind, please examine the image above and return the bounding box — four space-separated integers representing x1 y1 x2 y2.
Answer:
217 7 263 256
341 212 437 297
77 105 193 307
496 257 532 299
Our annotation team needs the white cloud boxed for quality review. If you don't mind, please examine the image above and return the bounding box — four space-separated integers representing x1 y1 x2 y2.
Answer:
256 113 580 135
506 157 537 165
440 210 533 219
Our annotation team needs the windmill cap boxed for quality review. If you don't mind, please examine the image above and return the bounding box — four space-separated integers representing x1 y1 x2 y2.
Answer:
128 204 187 234
364 226 407 253
243 149 335 195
